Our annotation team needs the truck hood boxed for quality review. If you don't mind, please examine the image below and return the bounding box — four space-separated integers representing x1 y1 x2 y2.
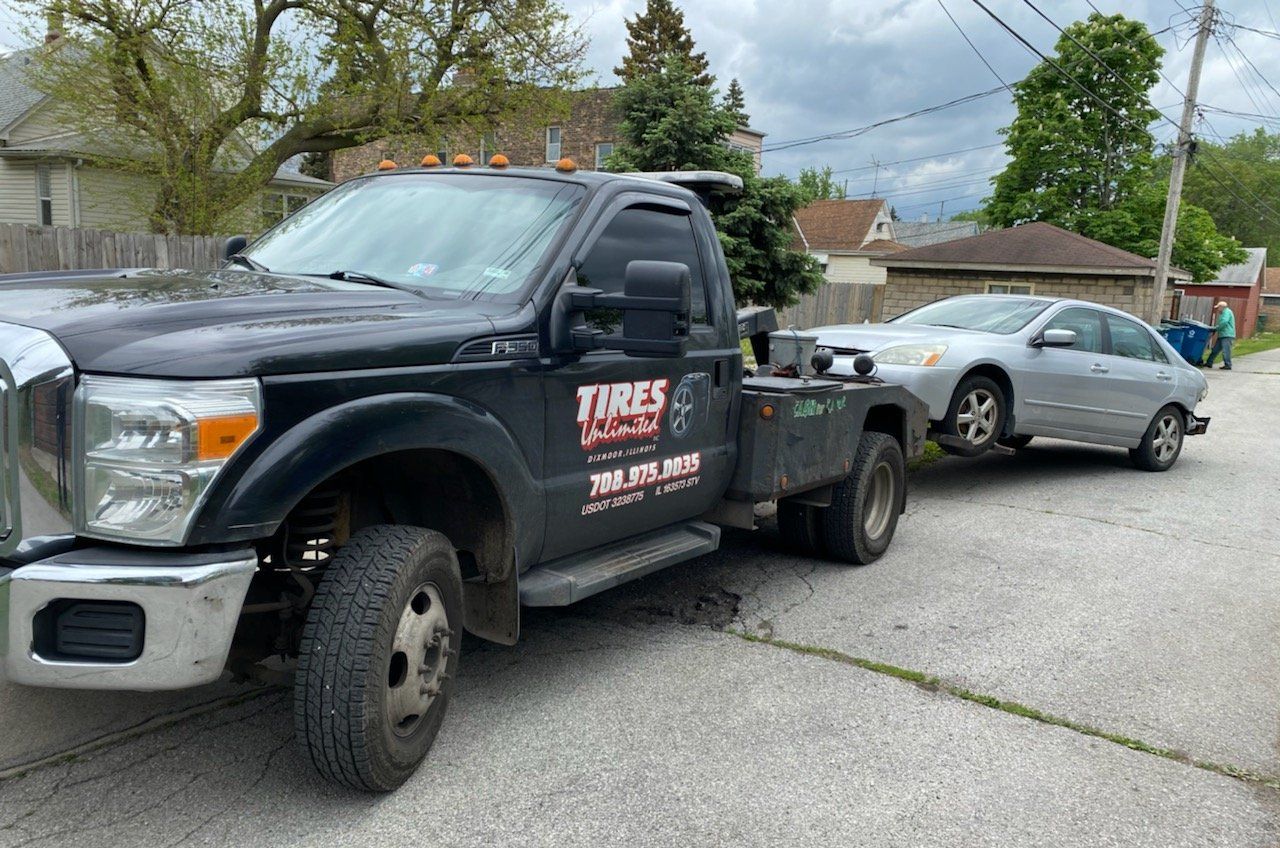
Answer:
0 269 505 377
808 322 982 352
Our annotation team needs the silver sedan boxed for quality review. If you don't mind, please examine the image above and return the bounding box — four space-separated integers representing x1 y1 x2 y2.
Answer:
811 295 1210 471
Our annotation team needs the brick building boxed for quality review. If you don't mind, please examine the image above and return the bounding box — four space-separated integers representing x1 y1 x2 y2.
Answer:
871 222 1190 322
331 88 764 182
1263 267 1280 332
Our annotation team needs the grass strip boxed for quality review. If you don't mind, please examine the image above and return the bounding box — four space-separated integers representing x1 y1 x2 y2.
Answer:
730 629 1280 792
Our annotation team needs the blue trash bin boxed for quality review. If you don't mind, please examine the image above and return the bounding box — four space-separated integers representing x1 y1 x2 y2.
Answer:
1177 320 1212 364
1158 324 1187 353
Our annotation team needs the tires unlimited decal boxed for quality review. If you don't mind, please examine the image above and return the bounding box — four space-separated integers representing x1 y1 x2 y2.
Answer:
575 377 707 514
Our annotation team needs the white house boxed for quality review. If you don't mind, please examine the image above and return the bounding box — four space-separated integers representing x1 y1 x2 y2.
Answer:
791 198 904 285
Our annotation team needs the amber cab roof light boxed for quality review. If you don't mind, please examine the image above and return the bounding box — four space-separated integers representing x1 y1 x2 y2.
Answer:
376 159 397 171
420 154 442 168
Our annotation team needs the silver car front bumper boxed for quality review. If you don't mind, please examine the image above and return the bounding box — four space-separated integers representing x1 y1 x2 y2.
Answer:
0 548 255 690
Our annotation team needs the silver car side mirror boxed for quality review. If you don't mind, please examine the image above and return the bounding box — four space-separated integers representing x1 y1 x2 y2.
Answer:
1036 328 1078 347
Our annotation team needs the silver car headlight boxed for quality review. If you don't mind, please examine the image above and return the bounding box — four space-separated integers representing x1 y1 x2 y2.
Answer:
873 343 948 366
75 376 262 545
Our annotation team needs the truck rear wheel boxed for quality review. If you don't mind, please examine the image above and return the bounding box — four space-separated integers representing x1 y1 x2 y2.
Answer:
777 499 826 556
822 432 906 564
295 525 463 792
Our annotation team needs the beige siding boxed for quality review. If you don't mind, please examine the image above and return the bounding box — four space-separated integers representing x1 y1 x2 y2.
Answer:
7 102 67 144
76 167 157 232
0 159 38 224
824 254 887 285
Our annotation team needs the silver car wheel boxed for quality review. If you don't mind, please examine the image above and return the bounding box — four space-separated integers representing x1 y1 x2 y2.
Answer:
385 582 452 738
956 389 998 444
1151 413 1182 463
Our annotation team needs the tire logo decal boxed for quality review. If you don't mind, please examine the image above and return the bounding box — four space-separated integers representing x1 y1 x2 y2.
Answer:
575 379 669 451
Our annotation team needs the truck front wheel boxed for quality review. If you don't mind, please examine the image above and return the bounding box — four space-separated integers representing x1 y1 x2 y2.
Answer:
822 432 906 564
295 525 463 792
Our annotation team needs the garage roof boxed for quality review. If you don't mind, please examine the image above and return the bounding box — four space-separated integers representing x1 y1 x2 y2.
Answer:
872 221 1192 280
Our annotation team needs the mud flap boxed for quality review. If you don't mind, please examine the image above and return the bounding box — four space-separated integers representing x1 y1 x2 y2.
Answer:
462 560 520 646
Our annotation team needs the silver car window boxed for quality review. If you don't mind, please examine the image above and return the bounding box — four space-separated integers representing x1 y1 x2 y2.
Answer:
1106 314 1160 362
1042 307 1104 353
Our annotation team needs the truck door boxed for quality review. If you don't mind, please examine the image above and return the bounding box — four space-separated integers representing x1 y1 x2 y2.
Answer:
540 199 735 562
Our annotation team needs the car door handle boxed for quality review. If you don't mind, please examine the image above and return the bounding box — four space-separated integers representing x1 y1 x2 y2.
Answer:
1090 363 1109 374
1156 371 1173 381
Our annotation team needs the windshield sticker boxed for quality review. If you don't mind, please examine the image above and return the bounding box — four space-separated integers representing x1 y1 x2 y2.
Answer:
576 379 669 452
482 267 511 279
406 263 438 278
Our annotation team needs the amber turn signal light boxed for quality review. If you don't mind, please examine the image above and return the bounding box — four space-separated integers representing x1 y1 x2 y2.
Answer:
197 413 259 462
760 403 775 420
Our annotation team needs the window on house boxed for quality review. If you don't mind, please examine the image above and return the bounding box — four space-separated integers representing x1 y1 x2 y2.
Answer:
262 193 309 228
576 206 710 331
545 127 561 163
986 282 1034 295
594 142 614 170
35 163 52 225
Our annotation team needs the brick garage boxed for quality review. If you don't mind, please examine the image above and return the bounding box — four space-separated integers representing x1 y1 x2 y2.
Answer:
333 89 622 183
872 222 1189 321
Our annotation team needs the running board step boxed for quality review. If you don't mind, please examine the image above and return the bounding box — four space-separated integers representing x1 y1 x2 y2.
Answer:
519 521 721 607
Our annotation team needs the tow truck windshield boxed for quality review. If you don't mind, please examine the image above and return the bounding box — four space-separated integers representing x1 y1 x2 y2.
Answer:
244 173 586 300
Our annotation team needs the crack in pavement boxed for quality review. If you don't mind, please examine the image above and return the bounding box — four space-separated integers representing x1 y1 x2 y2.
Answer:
726 628 1280 794
918 495 1280 558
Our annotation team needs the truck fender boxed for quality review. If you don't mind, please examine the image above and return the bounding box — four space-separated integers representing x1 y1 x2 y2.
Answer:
189 392 545 572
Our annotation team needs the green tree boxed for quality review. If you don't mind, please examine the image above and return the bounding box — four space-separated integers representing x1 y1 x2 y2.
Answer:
607 57 823 309
1177 128 1280 259
21 0 584 234
984 11 1242 280
797 166 846 201
723 77 748 126
614 0 711 86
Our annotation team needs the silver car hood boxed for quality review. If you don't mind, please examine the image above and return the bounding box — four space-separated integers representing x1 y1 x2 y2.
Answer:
809 323 981 352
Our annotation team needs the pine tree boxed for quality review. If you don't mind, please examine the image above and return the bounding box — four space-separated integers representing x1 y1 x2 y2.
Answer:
723 78 749 126
607 56 823 309
614 0 712 86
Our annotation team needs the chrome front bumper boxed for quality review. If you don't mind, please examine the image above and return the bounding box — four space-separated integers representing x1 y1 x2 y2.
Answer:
0 548 255 690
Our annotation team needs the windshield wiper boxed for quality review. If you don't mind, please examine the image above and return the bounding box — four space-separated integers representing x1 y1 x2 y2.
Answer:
326 270 425 297
228 253 270 272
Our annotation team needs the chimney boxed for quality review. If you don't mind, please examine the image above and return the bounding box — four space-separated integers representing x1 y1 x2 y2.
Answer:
45 9 63 44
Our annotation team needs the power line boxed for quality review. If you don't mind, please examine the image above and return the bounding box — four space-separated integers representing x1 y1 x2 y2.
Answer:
967 0 1168 139
1020 0 1180 132
762 86 1006 152
937 0 1015 92
828 143 1005 175
1217 29 1280 114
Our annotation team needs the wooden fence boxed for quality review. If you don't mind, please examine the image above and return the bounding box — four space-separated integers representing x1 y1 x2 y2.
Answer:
0 224 227 275
778 282 882 330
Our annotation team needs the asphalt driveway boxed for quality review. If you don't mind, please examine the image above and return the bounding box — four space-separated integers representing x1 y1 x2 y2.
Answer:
0 350 1277 847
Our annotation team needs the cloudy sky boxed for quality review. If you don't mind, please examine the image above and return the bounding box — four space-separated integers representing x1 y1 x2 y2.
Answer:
561 0 1280 219
0 0 1276 219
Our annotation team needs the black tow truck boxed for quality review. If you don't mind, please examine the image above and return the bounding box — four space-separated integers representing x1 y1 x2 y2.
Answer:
0 163 925 791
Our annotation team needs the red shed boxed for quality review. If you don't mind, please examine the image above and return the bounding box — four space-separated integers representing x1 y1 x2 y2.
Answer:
1177 248 1266 337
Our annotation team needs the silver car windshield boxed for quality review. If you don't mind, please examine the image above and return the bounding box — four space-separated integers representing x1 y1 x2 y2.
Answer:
244 174 586 301
891 296 1051 334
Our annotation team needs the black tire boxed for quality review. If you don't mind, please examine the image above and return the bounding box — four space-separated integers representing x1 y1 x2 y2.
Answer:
777 499 825 556
822 432 906 564
1129 405 1185 472
295 525 463 792
998 434 1034 450
939 375 1007 457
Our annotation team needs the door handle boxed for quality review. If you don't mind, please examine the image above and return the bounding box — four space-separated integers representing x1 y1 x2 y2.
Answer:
1156 371 1173 381
1090 363 1109 374
713 358 729 399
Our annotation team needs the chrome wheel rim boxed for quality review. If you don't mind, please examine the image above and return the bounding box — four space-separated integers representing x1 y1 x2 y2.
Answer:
956 389 998 444
864 461 896 540
385 582 452 738
1152 414 1181 463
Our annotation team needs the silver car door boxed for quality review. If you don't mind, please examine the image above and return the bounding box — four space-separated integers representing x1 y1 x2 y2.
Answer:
1098 313 1175 440
1016 306 1113 435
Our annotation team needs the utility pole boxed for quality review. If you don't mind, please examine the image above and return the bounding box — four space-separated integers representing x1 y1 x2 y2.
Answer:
1150 0 1215 323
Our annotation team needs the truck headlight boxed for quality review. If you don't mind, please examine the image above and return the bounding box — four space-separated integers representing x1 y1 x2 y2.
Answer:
75 376 262 545
873 344 948 366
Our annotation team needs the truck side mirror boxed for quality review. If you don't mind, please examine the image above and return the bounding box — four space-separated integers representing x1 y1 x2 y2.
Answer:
559 260 691 358
223 235 248 260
